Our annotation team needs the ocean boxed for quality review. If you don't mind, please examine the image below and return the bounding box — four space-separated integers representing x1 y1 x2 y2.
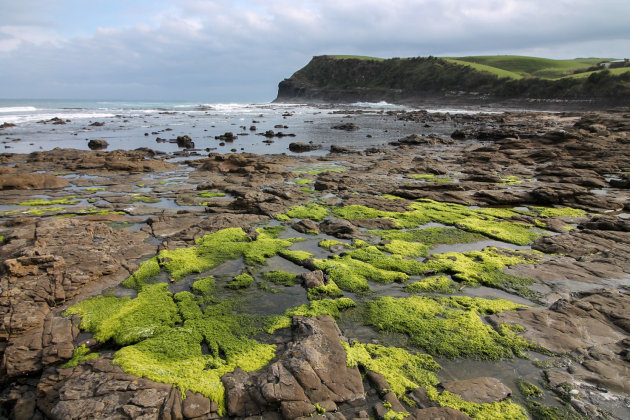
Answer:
0 99 483 156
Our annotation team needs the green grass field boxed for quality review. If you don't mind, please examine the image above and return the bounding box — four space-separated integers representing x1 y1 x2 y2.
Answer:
445 55 621 80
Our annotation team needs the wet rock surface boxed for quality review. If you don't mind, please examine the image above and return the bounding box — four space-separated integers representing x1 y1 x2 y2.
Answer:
1 108 629 419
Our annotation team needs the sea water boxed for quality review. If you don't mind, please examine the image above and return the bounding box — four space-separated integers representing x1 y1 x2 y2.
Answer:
0 99 475 155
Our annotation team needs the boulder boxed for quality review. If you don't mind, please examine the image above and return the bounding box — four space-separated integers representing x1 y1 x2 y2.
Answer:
440 377 512 404
87 139 108 150
319 218 362 239
289 142 321 153
176 135 195 148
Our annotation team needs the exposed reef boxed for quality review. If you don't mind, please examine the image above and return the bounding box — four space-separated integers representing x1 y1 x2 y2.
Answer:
1 108 630 419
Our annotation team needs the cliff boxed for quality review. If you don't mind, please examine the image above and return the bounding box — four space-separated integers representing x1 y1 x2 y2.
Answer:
275 55 630 107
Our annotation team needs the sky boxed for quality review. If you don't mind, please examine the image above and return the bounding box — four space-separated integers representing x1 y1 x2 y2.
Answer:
1 0 628 102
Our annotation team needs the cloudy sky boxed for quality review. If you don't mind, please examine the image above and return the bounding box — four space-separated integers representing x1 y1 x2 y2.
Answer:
1 0 628 102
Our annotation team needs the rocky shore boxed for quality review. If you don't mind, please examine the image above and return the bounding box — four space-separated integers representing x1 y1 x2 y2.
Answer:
1 108 629 419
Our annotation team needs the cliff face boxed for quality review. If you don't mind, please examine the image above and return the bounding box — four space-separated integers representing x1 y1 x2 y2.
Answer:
275 55 630 107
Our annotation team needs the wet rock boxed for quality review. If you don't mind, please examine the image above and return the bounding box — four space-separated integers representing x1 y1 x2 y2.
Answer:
440 377 512 404
87 139 108 150
299 270 325 288
176 135 195 148
289 142 321 153
332 122 358 131
0 173 69 190
330 145 356 154
319 218 362 239
292 219 320 234
215 132 237 142
410 407 472 420
89 122 105 127
391 134 453 146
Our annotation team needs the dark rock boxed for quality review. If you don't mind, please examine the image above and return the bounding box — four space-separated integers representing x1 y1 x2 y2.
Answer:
330 145 356 154
215 132 237 142
89 122 105 127
332 122 358 131
87 139 108 150
289 142 321 153
440 377 512 404
292 219 320 234
176 135 195 148
319 218 362 239
299 270 325 288
450 129 467 139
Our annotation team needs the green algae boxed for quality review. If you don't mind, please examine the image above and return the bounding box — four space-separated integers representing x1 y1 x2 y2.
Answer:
227 273 254 289
277 204 329 221
130 195 160 203
122 257 161 290
343 342 439 397
427 388 528 420
25 206 64 215
380 194 406 200
256 225 284 239
155 227 298 280
197 191 227 198
404 275 457 294
278 249 313 264
410 174 452 183
64 283 180 346
174 291 204 320
191 276 217 303
294 165 347 175
313 255 408 292
364 296 532 359
266 298 356 333
347 245 539 295
18 196 79 206
84 187 106 192
294 178 314 185
335 200 542 245
379 239 429 258
525 401 587 420
307 279 344 300
529 206 587 218
60 344 100 368
517 380 543 398
261 270 297 286
499 175 524 185
369 227 485 248
318 239 349 251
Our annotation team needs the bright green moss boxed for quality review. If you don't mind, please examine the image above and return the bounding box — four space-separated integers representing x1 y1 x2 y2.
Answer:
313 255 408 292
197 191 227 198
267 298 356 333
380 239 429 258
369 227 485 248
130 195 160 203
307 279 344 300
364 296 532 359
262 270 297 286
427 388 528 420
529 206 587 218
18 196 79 206
294 165 347 175
256 226 284 239
278 249 313 264
191 276 217 303
499 175 523 185
517 380 543 398
380 194 406 200
318 239 349 250
455 218 540 245
25 206 64 215
410 174 452 183
281 204 329 221
275 213 291 221
122 257 160 290
525 401 587 420
175 291 204 320
64 283 180 346
383 408 410 420
227 273 254 289
345 246 425 275
60 344 100 368
294 178 314 185
343 342 439 397
156 228 297 280
404 276 457 294
84 187 106 192
0 235 4 242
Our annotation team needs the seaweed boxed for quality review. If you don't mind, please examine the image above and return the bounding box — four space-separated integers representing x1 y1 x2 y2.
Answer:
60 344 100 368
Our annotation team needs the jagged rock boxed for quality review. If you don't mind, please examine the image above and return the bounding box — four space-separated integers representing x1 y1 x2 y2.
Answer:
318 219 362 239
182 391 212 418
292 219 320 234
176 135 195 148
222 316 364 419
299 270 325 288
440 377 512 404
332 122 358 131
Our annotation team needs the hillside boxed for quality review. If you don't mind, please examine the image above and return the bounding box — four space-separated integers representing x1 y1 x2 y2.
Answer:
275 55 630 107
